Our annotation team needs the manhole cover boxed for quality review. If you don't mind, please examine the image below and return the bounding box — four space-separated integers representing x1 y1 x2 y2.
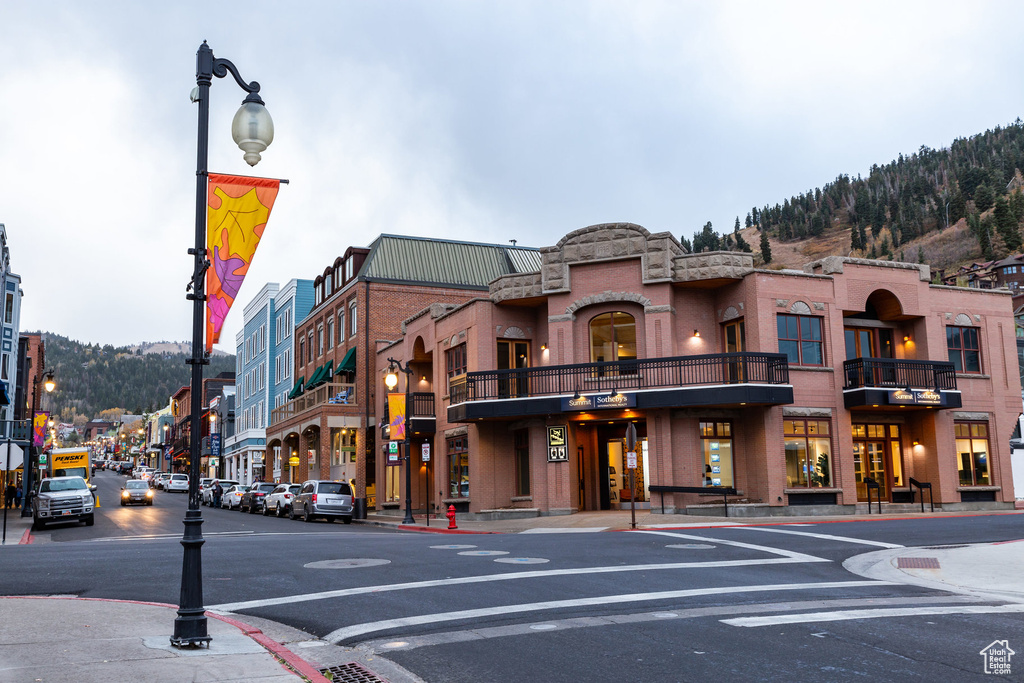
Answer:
458 550 509 556
494 557 549 564
304 559 391 569
320 661 388 682
666 543 715 549
430 544 477 550
897 557 940 569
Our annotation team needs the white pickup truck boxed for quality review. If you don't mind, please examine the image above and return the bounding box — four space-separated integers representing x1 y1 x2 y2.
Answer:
32 475 96 531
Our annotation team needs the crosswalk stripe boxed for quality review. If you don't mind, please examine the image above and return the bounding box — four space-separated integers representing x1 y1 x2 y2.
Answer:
323 580 893 643
722 603 1024 627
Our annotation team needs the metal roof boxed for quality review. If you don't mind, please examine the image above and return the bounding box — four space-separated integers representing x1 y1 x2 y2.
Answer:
360 234 541 288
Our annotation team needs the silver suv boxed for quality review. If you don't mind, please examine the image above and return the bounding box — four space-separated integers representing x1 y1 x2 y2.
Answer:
291 480 354 524
32 476 96 530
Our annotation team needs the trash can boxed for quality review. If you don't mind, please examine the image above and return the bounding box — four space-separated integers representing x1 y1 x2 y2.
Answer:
353 497 367 520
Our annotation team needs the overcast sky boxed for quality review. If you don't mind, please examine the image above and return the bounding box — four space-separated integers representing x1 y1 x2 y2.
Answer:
3 1 1024 352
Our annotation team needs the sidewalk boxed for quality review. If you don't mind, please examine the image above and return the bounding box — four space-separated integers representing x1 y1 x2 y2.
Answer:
2 507 1022 683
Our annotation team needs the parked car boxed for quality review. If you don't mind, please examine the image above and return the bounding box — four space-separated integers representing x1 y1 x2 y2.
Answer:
153 473 172 490
134 467 153 480
165 474 189 493
240 482 277 513
197 477 214 500
221 484 249 510
291 480 354 523
264 483 301 517
202 479 239 506
31 476 96 530
120 479 154 506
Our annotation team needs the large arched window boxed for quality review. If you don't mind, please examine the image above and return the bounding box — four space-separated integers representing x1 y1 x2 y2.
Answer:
590 312 637 363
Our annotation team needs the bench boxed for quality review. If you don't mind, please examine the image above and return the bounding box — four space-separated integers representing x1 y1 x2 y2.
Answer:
648 485 738 517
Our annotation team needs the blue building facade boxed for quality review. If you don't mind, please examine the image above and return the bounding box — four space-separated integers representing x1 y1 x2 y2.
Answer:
224 278 313 483
267 278 313 480
0 225 22 427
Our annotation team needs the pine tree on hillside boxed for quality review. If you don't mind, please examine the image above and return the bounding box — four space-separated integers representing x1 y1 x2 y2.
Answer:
994 196 1021 252
760 231 772 263
975 184 995 212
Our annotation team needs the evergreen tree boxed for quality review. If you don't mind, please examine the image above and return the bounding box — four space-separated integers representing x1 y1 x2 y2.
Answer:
850 225 862 252
734 216 741 233
949 191 966 225
760 231 772 263
917 246 925 264
975 184 995 212
734 230 752 253
692 221 721 253
679 234 693 253
994 196 1021 252
745 213 753 229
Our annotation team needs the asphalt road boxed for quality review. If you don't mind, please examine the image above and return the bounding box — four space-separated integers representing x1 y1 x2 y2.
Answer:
3 469 1023 682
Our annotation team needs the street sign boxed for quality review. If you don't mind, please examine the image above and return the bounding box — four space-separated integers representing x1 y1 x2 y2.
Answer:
625 422 637 451
626 451 637 469
421 442 430 462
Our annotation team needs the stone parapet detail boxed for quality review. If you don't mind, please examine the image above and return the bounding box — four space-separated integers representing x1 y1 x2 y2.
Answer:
672 251 754 282
490 271 543 303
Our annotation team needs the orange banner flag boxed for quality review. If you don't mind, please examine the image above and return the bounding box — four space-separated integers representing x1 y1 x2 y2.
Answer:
205 174 280 351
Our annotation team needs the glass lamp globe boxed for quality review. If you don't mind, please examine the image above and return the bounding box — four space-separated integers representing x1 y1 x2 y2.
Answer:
231 100 274 166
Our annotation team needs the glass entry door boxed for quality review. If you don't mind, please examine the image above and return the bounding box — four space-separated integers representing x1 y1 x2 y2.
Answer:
852 442 887 501
723 320 745 382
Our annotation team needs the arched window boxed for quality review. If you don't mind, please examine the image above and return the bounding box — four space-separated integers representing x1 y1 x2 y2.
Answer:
590 312 637 363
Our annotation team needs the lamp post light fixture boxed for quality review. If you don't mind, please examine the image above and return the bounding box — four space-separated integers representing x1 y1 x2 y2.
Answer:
385 358 415 525
171 41 274 650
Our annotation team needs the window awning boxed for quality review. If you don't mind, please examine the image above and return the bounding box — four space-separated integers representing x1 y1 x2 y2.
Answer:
337 347 357 374
287 376 305 400
307 362 329 390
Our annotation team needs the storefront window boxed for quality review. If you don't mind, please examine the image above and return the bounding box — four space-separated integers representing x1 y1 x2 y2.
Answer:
514 430 530 496
955 421 990 485
699 421 733 487
330 428 355 466
448 435 469 498
784 419 832 487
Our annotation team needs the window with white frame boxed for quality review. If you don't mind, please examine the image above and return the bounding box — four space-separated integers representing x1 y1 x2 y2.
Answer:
259 361 266 389
327 317 334 349
349 301 357 337
317 324 324 357
338 310 345 345
260 323 266 351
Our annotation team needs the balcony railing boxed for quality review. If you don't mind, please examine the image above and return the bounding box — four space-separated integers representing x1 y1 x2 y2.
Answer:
450 352 790 403
842 358 957 390
411 392 436 417
271 382 356 425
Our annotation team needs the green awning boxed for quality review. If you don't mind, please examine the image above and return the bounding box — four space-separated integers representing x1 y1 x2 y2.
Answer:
311 360 335 387
337 347 357 373
287 376 305 399
307 364 325 389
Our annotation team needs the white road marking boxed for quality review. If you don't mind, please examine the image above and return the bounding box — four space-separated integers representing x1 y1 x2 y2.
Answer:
210 555 825 613
322 581 892 643
635 530 829 560
520 527 608 533
722 603 1024 627
739 526 904 548
211 531 830 613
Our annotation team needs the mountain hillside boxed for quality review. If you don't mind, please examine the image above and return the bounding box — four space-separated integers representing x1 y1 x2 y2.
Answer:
37 332 236 423
689 119 1024 273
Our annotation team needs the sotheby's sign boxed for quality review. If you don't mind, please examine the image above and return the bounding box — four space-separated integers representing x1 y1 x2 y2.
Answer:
561 392 635 411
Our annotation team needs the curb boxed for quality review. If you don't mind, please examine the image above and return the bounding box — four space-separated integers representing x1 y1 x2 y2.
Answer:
19 528 32 544
0 595 329 683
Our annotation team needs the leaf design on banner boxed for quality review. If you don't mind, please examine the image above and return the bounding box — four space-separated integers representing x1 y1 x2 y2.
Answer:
209 187 269 261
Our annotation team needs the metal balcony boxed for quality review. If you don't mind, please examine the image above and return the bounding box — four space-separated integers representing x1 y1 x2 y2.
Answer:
842 357 960 409
448 352 792 422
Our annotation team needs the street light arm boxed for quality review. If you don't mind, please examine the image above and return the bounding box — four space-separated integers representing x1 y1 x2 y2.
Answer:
212 58 264 104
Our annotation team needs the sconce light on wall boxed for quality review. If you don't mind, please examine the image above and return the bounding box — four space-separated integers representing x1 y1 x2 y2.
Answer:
903 335 911 343
912 440 920 446
693 329 700 338
541 344 547 351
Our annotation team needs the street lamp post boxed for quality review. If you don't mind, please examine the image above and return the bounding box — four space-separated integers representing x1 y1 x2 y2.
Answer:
22 369 55 518
384 358 415 525
171 41 274 649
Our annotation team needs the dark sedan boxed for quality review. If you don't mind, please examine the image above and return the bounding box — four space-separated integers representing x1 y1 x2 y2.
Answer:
239 482 278 513
120 480 154 506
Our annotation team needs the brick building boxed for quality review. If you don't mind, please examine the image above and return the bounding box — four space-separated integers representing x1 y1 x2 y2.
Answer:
378 223 1018 517
266 235 541 511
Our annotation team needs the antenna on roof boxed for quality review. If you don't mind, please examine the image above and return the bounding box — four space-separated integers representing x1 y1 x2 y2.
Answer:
509 239 517 246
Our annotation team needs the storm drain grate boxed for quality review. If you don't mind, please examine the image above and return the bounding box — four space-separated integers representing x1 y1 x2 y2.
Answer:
897 557 940 569
320 662 389 683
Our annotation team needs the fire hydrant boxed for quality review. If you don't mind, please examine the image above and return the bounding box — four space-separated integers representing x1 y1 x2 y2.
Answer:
446 504 458 529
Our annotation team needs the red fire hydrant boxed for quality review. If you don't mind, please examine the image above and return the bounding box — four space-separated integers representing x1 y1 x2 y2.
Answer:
446 504 458 529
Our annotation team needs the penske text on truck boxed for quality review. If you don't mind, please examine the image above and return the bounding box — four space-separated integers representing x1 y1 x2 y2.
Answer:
48 447 91 482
